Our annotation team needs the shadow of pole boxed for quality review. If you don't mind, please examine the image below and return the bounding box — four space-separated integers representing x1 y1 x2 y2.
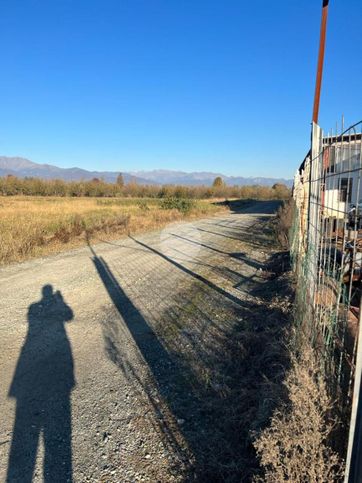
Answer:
86 241 192 464
171 233 265 270
129 236 251 310
87 238 253 480
86 228 291 482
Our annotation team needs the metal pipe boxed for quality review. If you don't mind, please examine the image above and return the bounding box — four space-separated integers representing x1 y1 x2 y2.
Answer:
312 0 330 124
344 295 362 482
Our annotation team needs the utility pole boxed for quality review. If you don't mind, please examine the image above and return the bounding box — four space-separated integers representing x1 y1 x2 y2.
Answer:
312 0 329 124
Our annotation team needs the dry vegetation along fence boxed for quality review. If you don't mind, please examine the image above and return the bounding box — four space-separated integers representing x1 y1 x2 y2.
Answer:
290 120 362 481
249 199 344 482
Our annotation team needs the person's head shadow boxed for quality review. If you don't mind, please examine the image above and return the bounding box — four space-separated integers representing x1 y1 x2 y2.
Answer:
6 284 75 483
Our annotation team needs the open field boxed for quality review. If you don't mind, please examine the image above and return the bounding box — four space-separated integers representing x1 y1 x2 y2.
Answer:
0 196 226 265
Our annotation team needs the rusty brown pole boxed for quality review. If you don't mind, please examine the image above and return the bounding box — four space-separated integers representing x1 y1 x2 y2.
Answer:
312 0 330 124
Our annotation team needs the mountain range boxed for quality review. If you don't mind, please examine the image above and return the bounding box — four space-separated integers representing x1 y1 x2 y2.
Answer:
0 156 292 187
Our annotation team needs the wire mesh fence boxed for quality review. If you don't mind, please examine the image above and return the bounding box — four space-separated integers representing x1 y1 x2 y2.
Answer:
292 120 362 477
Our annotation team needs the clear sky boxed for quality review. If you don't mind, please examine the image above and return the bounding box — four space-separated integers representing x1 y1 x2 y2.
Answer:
1 0 361 178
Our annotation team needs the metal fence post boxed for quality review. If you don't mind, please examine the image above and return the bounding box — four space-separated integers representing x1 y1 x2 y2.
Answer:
345 298 362 482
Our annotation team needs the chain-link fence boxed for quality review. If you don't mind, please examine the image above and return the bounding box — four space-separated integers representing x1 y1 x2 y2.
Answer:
292 120 362 480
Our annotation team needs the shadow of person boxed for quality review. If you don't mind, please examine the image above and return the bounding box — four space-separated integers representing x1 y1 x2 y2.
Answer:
6 285 75 483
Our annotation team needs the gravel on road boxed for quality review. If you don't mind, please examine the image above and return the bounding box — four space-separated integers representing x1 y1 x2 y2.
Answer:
0 200 290 482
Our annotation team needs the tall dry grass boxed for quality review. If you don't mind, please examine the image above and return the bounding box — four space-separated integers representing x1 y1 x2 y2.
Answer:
274 198 295 250
0 196 224 265
251 203 345 482
253 343 343 482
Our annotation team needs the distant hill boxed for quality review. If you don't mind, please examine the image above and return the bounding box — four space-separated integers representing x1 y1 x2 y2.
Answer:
0 157 148 184
0 156 293 187
130 169 293 187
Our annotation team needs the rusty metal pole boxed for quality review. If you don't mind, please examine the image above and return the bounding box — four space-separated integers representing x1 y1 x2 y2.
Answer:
307 0 330 249
312 0 330 124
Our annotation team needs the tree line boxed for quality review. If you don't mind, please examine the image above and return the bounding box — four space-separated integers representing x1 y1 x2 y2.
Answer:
0 174 290 200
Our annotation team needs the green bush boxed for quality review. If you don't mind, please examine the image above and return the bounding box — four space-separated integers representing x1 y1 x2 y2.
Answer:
160 197 195 213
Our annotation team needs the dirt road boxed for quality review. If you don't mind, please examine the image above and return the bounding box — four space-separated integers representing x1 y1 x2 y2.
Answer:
0 200 290 482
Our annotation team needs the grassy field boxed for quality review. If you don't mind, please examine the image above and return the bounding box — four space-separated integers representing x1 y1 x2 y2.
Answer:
0 196 226 265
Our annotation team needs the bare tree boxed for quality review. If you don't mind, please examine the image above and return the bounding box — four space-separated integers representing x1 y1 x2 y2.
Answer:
116 173 124 187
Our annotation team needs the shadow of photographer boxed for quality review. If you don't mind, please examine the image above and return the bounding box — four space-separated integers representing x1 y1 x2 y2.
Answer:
7 285 74 483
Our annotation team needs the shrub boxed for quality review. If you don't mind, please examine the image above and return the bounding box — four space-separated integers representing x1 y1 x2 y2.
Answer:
274 199 294 249
0 175 291 200
137 199 150 211
212 176 225 188
160 197 195 213
253 346 343 482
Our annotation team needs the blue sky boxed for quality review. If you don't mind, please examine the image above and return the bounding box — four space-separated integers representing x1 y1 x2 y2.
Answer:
1 0 361 178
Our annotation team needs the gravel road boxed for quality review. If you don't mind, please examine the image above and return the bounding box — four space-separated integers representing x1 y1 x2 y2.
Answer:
0 200 287 482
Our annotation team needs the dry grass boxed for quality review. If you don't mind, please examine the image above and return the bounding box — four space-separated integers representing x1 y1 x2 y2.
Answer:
252 205 346 482
274 198 295 250
0 196 225 265
253 342 344 482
